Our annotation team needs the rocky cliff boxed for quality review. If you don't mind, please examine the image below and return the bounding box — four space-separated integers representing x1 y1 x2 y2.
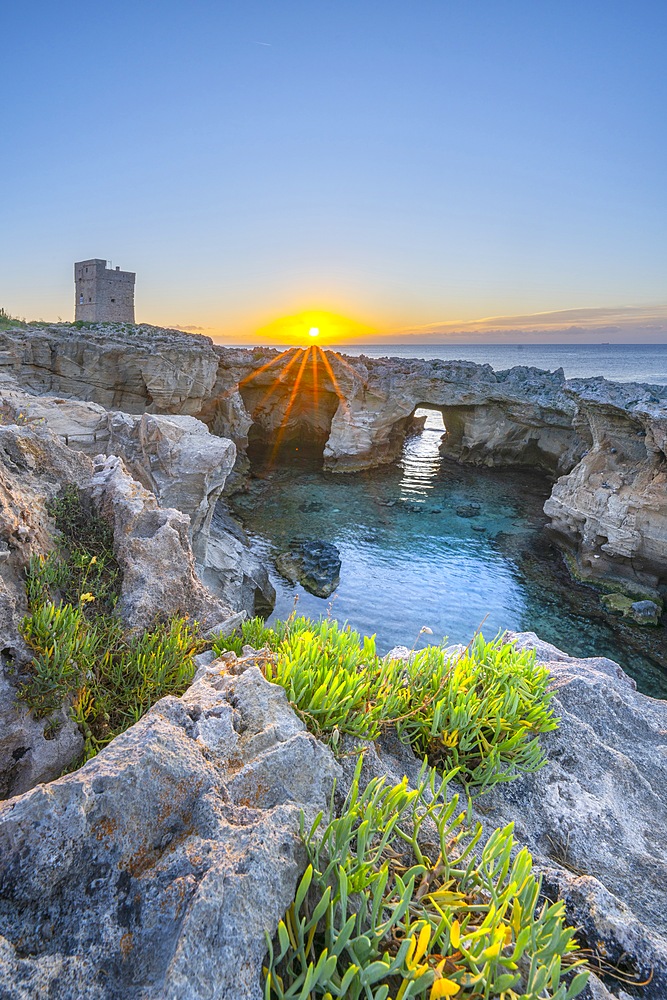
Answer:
1 323 666 600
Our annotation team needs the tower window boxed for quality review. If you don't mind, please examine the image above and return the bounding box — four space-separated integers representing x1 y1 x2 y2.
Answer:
110 298 115 303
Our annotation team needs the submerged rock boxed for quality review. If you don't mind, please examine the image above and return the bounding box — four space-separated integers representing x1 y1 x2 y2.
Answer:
275 539 341 598
600 592 662 625
0 651 340 999
631 599 661 625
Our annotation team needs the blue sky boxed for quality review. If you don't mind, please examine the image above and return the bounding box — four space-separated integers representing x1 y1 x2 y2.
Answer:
1 0 665 342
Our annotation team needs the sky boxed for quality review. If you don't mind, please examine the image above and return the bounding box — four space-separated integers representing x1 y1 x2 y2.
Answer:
1 0 666 345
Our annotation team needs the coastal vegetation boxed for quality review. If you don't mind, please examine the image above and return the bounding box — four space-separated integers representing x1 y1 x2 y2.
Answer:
18 486 201 760
213 616 558 792
265 759 588 1000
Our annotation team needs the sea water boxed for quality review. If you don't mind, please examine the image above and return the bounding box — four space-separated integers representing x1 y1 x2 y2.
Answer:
233 409 667 698
330 342 667 386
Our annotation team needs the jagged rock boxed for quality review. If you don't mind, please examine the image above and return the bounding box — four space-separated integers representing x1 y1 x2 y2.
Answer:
275 539 341 598
2 326 666 595
106 412 236 559
0 381 260 614
199 507 276 616
0 324 220 414
89 455 232 630
0 651 340 999
544 381 667 597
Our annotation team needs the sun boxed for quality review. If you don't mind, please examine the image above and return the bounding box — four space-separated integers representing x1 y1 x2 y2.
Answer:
255 310 376 346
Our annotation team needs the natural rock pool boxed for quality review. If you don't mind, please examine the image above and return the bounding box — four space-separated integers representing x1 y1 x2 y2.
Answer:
232 409 667 698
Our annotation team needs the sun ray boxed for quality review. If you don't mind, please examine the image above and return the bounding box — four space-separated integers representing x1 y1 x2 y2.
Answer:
249 347 306 413
318 347 351 416
268 347 313 462
311 344 319 418
238 347 300 387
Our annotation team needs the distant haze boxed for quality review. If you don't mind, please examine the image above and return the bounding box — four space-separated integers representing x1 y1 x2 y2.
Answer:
2 1 665 344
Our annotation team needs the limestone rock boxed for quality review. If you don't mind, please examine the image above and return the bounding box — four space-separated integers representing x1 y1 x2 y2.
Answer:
275 538 341 598
199 507 276 616
106 411 236 559
89 455 233 630
0 423 92 796
0 324 220 414
0 652 340 999
474 633 667 998
339 633 667 998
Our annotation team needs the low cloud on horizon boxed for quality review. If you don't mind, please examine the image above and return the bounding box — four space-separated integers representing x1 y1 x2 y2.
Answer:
380 304 667 344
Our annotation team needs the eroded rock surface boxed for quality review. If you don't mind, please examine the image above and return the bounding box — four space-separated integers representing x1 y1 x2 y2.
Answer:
0 424 92 797
0 652 340 999
2 325 666 610
0 379 267 616
89 455 232 630
275 538 341 598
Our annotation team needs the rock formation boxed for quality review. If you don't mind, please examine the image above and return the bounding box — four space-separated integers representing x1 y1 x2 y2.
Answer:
0 422 89 798
1 322 666 602
0 375 272 617
0 650 339 999
1 629 665 998
275 538 341 598
0 419 236 794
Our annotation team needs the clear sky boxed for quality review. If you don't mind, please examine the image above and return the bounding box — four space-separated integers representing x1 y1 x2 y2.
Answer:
2 0 665 344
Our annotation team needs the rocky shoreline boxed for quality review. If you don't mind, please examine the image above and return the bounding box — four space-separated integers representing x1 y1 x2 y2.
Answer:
0 321 665 998
1 322 665 606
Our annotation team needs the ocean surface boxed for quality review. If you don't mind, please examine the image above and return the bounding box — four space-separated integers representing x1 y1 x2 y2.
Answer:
234 409 667 698
328 343 667 385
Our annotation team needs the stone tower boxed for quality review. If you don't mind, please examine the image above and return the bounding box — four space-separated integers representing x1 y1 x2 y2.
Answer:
74 259 135 323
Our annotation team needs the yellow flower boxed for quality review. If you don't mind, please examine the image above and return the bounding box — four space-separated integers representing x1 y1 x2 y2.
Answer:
450 919 461 949
430 978 460 998
89 556 97 565
406 923 431 970
79 592 95 604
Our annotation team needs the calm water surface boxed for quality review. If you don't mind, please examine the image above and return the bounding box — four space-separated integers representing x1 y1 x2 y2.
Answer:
233 411 667 699
332 343 667 385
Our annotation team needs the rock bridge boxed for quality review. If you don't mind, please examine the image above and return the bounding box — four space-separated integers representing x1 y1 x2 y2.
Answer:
1 326 666 601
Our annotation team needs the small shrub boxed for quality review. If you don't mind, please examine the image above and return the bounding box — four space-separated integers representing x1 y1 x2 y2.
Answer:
216 617 557 791
265 758 588 999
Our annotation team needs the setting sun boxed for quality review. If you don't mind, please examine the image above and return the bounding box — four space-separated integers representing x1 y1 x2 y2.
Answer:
254 310 376 346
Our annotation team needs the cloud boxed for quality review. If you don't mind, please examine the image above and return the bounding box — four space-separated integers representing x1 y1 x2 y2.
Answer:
382 304 667 344
171 324 208 332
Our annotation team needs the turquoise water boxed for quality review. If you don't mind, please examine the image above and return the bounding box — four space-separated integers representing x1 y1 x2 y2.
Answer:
233 410 667 698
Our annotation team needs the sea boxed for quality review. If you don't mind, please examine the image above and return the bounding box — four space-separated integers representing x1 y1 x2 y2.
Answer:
231 342 667 697
329 343 667 385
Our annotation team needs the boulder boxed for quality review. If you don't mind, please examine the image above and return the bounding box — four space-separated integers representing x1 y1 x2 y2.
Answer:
275 539 341 598
89 455 233 630
0 651 340 999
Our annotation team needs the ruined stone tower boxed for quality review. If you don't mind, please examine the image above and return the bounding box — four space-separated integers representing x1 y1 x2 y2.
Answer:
74 259 135 323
